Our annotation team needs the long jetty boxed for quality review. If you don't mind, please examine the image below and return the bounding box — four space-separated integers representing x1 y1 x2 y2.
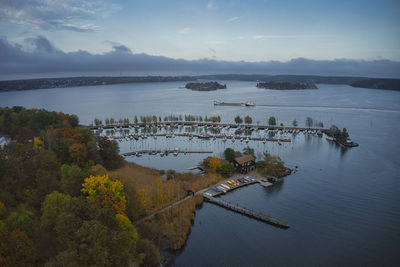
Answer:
203 195 289 229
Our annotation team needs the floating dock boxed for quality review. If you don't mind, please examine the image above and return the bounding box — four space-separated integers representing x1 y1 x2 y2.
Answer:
121 150 213 157
87 121 328 133
203 195 289 229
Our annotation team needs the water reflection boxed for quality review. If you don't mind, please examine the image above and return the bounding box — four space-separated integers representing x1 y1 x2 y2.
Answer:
262 180 284 196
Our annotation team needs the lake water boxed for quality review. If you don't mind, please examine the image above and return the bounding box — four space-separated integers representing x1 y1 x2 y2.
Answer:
1 81 399 266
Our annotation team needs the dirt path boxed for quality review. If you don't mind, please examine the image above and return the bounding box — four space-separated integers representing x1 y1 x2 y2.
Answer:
134 188 208 225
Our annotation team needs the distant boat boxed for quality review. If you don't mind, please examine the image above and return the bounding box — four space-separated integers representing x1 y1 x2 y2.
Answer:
214 100 255 106
245 101 255 106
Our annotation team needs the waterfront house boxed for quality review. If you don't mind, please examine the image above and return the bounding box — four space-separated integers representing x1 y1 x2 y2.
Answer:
233 154 256 173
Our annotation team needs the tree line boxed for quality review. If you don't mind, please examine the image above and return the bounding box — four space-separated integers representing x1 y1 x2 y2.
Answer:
93 114 325 128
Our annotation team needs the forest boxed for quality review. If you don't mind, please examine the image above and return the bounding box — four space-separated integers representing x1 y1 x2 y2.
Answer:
0 106 227 266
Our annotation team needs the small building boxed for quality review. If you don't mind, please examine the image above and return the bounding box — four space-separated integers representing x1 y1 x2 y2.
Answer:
233 154 256 173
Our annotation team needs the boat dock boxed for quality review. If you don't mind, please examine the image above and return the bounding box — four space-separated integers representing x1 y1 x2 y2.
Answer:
105 132 292 143
203 195 289 229
87 121 328 133
121 149 213 157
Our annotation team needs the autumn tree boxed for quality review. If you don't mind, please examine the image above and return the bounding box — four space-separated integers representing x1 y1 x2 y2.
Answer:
243 146 255 156
94 118 102 126
306 117 313 127
341 128 349 142
234 115 243 124
224 148 235 162
40 191 139 266
257 153 289 177
69 143 87 166
208 157 222 172
81 174 127 215
218 163 236 178
96 137 123 170
0 229 36 266
33 136 43 150
244 115 252 124
60 164 87 196
268 116 276 125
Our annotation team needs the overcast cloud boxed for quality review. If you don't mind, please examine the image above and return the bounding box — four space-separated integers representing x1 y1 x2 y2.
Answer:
1 36 399 79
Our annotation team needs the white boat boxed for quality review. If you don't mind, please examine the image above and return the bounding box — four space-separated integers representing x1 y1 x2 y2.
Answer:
245 101 255 106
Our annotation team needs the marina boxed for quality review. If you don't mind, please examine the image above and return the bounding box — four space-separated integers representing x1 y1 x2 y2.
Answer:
89 121 328 146
88 121 328 133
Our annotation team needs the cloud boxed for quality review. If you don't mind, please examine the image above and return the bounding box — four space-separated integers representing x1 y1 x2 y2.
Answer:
207 0 217 10
178 27 191 34
0 36 399 79
24 35 59 53
112 45 132 54
226 16 240 23
253 34 328 40
0 0 116 32
61 24 102 32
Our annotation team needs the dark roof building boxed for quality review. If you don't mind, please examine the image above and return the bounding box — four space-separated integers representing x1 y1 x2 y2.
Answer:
233 154 256 173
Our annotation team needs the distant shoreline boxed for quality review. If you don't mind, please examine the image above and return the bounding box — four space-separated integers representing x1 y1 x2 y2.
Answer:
256 81 317 90
0 74 399 92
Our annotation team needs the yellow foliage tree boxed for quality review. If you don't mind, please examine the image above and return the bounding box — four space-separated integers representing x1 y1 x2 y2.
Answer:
136 187 152 211
115 214 138 242
33 137 43 150
208 157 222 172
81 174 127 214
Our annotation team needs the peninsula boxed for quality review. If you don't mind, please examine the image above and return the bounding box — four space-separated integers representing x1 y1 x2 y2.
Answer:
256 81 317 90
185 81 227 91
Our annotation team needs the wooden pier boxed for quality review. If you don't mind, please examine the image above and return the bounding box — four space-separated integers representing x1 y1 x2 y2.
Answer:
121 150 213 157
105 133 291 143
87 121 328 133
203 195 289 229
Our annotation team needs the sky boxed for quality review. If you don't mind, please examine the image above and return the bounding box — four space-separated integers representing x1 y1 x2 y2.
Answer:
1 0 400 78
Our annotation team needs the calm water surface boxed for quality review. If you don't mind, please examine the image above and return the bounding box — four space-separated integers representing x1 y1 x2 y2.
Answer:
1 81 399 266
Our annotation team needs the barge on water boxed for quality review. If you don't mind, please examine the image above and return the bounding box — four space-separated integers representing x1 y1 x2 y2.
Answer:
214 101 255 106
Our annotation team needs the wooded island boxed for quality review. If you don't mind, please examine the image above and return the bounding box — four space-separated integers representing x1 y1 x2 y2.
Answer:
185 81 227 91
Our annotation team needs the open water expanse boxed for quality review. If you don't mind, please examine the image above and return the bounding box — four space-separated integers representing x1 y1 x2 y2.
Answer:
1 80 399 266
